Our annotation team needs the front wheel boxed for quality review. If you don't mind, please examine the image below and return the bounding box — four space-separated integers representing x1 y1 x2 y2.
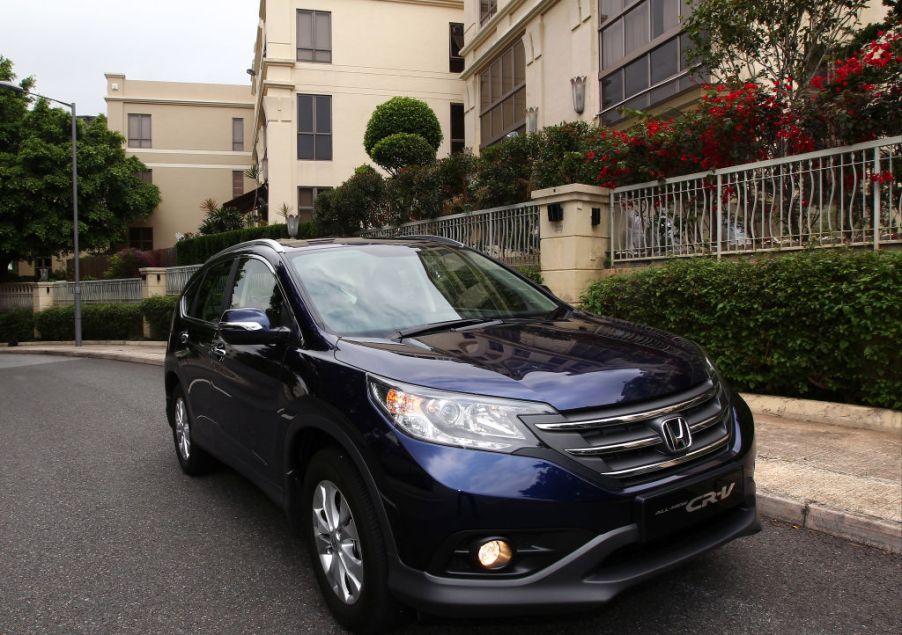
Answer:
302 448 405 633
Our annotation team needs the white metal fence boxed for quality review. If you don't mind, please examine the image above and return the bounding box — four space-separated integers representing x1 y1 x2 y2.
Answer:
610 136 902 263
364 202 541 267
166 265 203 296
51 278 143 306
0 283 35 311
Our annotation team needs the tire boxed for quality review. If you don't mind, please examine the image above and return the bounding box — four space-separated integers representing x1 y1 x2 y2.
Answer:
302 447 405 633
169 385 214 476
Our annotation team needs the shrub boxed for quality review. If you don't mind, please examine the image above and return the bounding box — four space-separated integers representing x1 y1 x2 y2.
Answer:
0 309 34 343
579 250 902 410
35 304 144 341
471 133 537 208
198 198 245 235
175 223 317 265
106 248 159 279
371 132 436 174
364 97 443 155
315 166 386 235
532 121 597 189
141 295 179 340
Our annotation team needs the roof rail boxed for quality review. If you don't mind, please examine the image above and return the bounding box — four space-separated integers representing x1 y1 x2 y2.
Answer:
398 234 465 247
215 238 285 257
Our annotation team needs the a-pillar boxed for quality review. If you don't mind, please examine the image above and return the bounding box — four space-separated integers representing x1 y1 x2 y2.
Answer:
531 184 612 304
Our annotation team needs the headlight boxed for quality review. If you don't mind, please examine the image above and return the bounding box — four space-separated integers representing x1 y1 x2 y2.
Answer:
368 376 553 452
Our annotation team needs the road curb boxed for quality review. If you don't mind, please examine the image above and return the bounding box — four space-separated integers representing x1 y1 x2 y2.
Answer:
758 492 902 554
741 393 901 432
0 346 163 366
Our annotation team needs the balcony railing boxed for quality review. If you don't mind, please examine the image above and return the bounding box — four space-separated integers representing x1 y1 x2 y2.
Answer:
610 136 902 263
364 202 541 268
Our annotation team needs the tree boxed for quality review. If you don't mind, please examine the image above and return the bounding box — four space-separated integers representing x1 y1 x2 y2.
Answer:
363 97 442 174
683 0 869 105
0 57 160 278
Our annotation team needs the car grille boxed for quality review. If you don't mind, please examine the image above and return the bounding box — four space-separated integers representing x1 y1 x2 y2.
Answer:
523 380 731 482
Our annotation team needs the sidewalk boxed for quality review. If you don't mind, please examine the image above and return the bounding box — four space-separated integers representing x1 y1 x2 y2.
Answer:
2 341 900 553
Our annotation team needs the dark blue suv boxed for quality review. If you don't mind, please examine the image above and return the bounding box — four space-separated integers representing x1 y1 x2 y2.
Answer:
164 237 759 632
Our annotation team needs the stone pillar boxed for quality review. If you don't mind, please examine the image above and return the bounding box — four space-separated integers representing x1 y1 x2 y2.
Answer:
139 267 168 299
139 267 168 338
32 282 58 313
531 183 611 304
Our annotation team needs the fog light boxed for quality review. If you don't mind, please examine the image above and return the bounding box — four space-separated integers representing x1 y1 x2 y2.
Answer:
476 539 513 570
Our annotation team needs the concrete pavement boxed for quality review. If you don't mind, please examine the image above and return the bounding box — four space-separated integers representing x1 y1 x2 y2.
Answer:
3 341 900 553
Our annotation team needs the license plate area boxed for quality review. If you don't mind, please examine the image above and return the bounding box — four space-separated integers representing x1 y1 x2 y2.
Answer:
637 469 744 542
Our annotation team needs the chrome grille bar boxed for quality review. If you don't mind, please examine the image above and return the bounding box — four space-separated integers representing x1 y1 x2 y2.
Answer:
536 385 717 431
599 435 730 478
564 411 724 457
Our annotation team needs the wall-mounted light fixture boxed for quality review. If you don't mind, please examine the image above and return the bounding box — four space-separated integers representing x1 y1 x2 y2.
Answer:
571 76 587 114
547 203 564 222
526 107 539 133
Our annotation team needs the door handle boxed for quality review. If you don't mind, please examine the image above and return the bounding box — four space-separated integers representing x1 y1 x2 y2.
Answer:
179 331 189 345
210 338 227 360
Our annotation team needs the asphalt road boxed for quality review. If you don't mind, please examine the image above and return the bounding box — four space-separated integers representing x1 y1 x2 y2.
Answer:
1 354 900 635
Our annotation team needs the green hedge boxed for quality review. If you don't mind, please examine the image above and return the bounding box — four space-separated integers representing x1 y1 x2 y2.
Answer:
176 223 318 265
140 295 179 340
0 309 35 343
580 250 902 410
35 304 144 341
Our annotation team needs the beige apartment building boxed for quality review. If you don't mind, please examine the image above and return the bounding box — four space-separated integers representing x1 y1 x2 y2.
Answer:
251 0 466 221
460 0 890 149
105 74 255 250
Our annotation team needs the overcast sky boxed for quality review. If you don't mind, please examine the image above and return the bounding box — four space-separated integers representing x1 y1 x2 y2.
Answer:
1 0 259 115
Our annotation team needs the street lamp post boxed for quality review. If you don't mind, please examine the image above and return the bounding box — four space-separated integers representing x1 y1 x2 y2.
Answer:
0 81 81 346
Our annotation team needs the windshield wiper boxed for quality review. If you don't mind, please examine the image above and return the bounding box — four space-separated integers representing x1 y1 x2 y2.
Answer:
396 318 497 340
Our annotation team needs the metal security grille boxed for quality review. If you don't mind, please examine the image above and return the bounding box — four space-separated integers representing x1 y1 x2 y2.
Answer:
364 202 541 268
0 283 35 311
610 136 902 263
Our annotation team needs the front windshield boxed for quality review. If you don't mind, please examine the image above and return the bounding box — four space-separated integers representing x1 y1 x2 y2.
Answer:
289 244 560 337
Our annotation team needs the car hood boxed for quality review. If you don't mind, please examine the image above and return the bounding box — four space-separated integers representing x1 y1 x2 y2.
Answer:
334 314 709 412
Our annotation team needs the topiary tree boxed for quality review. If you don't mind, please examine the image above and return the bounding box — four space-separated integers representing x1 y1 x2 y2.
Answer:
370 132 436 175
364 97 442 173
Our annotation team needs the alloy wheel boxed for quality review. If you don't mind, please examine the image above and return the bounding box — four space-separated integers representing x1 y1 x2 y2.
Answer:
311 479 363 605
174 397 190 460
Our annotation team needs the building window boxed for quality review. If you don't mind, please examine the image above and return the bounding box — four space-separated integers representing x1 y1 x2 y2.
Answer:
138 169 152 184
450 23 464 73
297 9 332 63
129 227 153 251
598 0 699 125
450 103 465 154
297 186 331 223
479 40 526 147
232 171 244 198
480 0 497 25
127 114 151 148
232 118 244 151
297 94 332 161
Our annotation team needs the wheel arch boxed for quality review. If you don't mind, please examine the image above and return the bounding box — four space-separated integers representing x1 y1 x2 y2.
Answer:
284 419 399 559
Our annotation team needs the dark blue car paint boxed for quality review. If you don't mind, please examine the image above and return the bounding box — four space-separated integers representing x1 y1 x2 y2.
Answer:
164 238 759 614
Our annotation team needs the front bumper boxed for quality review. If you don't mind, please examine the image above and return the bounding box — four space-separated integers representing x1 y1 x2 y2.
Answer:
389 499 760 617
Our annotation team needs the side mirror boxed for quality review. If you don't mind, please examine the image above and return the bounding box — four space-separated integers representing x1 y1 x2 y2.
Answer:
219 308 278 344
